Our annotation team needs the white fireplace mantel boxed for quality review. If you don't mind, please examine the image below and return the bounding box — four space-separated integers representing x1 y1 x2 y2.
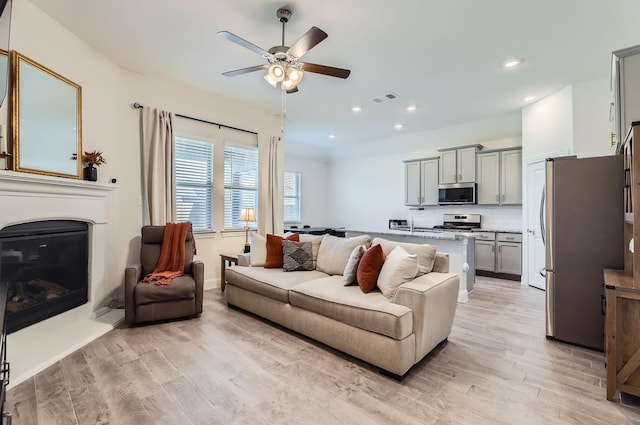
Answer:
0 169 116 198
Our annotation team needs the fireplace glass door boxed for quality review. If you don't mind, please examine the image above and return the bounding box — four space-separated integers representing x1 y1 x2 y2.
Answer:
0 220 88 333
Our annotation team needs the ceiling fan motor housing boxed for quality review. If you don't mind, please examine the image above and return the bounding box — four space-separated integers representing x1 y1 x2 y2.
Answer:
277 8 291 23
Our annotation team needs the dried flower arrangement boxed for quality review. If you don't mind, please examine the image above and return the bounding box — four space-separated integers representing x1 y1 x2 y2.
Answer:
82 150 106 167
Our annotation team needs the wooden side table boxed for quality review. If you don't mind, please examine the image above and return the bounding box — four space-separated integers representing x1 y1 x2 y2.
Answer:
604 268 640 400
219 253 238 292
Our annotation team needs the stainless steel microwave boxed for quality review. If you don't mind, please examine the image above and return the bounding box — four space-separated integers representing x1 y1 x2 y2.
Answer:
438 183 476 205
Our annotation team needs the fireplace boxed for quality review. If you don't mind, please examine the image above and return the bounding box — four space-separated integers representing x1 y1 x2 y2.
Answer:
0 220 89 333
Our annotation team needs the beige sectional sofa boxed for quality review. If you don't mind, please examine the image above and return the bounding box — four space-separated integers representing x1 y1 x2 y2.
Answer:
224 235 460 378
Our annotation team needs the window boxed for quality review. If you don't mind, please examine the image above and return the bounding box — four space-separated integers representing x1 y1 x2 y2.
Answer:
174 137 214 231
224 145 259 229
284 171 301 223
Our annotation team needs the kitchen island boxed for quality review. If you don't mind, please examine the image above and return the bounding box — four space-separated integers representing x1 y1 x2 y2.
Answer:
346 229 475 303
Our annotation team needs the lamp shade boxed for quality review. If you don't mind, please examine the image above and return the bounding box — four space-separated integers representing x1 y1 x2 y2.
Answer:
239 207 256 222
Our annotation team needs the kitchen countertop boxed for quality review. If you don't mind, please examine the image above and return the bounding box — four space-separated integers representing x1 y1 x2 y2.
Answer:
346 229 473 241
392 226 522 234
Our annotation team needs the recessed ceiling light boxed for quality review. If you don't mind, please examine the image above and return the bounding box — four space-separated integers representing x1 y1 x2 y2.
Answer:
502 58 523 69
351 106 362 112
406 105 417 112
328 134 336 139
394 123 404 130
524 96 536 102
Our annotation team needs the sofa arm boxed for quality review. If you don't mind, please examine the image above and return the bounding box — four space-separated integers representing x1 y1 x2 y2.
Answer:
392 272 459 362
237 253 251 267
124 264 141 324
192 260 204 314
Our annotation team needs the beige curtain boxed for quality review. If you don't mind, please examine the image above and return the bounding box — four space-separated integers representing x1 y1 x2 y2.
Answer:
141 107 175 225
258 134 284 235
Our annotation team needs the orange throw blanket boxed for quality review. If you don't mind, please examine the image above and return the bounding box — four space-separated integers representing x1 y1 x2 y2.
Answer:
142 222 193 286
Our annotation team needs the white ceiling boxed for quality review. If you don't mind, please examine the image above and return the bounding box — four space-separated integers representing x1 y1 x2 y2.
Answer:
27 0 640 149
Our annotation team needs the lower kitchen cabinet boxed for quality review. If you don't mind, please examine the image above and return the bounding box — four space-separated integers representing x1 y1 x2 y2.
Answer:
474 232 496 272
475 232 522 278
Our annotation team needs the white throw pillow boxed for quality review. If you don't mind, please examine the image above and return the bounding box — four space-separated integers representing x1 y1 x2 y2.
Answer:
316 234 372 275
377 246 418 298
343 244 366 285
250 233 267 266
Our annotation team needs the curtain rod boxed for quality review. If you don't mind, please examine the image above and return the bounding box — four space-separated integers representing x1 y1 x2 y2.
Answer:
131 103 258 136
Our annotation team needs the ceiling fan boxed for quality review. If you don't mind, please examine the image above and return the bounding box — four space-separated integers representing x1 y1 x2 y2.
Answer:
217 7 351 94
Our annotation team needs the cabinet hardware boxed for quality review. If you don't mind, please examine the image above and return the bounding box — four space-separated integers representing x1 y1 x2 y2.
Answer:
496 195 499 202
502 194 506 201
601 295 606 315
610 132 616 147
458 173 462 181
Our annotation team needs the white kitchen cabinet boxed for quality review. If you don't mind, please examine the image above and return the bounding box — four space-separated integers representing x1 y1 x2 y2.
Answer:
404 160 421 206
477 148 522 205
420 158 439 205
438 145 480 184
475 232 522 275
457 147 477 183
439 150 457 184
501 149 522 204
404 157 438 206
477 152 500 204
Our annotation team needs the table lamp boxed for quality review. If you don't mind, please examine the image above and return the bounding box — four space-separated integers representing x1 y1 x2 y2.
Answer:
238 207 256 253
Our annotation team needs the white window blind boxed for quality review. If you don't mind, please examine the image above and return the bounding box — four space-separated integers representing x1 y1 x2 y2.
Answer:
284 171 301 223
224 145 258 229
174 137 214 231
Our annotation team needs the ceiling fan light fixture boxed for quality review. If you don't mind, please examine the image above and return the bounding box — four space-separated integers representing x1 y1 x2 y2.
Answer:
281 66 304 90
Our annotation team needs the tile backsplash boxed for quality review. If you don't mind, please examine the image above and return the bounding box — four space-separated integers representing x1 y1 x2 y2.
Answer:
406 205 523 232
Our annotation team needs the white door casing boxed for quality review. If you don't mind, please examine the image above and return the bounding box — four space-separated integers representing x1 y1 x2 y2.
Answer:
526 160 546 289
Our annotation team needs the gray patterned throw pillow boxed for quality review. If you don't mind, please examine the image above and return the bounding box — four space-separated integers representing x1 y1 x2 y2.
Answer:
282 240 314 271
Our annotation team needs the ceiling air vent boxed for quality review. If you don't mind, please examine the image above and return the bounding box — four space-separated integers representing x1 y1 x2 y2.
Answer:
372 92 399 104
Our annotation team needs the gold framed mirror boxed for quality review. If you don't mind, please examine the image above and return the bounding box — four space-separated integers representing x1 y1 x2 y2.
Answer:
10 51 82 178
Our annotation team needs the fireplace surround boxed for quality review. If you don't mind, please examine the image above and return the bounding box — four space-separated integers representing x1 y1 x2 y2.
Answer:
0 170 119 386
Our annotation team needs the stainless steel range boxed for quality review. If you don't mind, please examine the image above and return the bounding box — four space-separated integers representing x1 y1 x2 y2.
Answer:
432 214 481 231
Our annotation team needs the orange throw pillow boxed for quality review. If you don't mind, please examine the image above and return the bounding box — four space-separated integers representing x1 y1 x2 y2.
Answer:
264 233 300 268
356 244 385 293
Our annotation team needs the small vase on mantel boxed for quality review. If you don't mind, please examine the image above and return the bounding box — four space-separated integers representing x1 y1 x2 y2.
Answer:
81 150 106 182
83 165 97 181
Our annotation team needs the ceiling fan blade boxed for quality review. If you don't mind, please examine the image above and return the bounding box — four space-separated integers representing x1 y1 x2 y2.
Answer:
301 62 351 79
286 86 299 94
217 31 270 57
287 26 328 59
222 65 268 77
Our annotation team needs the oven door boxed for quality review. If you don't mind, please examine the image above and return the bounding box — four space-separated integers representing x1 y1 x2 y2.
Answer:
438 183 476 205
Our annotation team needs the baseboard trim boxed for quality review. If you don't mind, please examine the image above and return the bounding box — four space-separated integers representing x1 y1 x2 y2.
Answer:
204 278 220 291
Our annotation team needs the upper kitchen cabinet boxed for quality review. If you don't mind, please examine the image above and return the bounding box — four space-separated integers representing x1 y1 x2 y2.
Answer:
404 157 438 206
477 148 522 205
438 145 482 184
612 45 640 151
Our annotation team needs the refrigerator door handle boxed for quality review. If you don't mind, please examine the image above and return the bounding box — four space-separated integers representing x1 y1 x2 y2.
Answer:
539 185 546 247
546 270 555 337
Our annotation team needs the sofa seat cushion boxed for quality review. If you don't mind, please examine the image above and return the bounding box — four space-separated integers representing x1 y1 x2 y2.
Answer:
289 276 413 340
135 275 195 305
225 266 329 303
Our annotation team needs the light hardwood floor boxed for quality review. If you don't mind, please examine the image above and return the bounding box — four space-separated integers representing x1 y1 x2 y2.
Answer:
6 277 640 424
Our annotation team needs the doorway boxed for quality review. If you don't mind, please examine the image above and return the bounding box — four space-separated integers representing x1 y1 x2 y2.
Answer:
524 150 569 290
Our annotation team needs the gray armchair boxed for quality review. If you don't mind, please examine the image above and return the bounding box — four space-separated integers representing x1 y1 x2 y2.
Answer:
125 225 204 324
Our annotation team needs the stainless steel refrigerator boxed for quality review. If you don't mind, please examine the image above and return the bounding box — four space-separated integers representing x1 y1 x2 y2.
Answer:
543 155 624 351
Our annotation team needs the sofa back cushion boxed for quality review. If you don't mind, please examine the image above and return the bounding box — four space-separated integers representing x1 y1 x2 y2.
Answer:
372 237 436 276
299 234 324 268
316 234 372 275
